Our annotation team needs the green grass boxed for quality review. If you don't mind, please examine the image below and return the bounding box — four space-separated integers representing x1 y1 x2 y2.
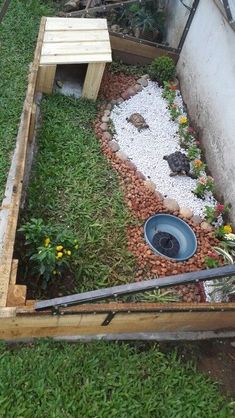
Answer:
23 95 137 291
0 0 56 201
0 340 232 418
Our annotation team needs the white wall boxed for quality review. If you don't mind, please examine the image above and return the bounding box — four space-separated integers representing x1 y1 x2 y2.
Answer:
177 0 235 222
164 0 194 48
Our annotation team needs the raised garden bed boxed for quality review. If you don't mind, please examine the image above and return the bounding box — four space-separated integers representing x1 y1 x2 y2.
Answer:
0 15 235 341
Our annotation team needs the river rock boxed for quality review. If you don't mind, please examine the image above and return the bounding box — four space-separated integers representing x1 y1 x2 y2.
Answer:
163 198 180 212
108 141 119 152
179 207 193 219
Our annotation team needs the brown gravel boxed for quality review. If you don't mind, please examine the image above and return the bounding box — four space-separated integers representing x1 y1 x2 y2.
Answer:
98 70 137 101
94 71 220 303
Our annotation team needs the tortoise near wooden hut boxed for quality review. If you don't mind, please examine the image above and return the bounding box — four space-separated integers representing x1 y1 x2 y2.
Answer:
163 151 196 178
126 113 149 132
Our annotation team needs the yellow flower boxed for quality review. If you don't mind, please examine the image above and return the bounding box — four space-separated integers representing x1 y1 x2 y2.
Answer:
44 237 50 247
56 245 63 251
67 250 71 256
223 225 233 234
57 252 63 258
75 244 79 250
179 116 188 125
53 270 57 275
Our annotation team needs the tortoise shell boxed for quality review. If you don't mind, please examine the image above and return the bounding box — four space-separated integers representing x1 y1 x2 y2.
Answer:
163 151 190 174
126 113 149 131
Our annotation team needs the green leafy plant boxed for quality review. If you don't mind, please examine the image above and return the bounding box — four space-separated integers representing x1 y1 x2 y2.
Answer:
169 104 182 120
191 159 206 178
193 176 215 199
209 245 235 301
149 56 176 85
204 203 229 224
187 144 201 161
19 218 79 289
204 252 220 269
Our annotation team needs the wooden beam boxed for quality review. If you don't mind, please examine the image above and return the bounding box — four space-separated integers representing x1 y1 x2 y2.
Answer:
0 309 234 340
0 17 46 307
63 0 152 17
6 285 27 307
36 65 56 94
110 34 179 64
82 62 106 100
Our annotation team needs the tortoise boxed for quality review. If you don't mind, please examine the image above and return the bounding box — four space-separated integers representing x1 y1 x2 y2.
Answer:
126 113 149 132
163 151 196 178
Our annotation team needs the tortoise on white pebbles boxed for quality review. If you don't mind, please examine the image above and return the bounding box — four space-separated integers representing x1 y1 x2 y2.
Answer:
126 113 149 132
163 151 196 178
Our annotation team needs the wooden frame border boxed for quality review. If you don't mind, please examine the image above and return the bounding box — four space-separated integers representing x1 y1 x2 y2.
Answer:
0 17 234 341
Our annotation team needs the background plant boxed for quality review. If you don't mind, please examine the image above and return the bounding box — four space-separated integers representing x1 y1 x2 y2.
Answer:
149 56 176 85
187 144 201 161
193 176 214 199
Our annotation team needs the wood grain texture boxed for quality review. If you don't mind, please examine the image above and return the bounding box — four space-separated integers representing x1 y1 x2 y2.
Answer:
37 65 56 94
45 18 108 31
0 17 46 306
82 62 106 100
0 309 234 340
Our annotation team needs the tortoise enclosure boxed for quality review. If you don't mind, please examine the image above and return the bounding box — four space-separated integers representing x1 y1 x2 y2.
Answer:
0 17 235 341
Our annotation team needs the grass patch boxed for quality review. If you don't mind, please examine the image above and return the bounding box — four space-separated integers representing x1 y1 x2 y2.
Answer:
0 340 232 418
0 0 56 201
22 94 137 292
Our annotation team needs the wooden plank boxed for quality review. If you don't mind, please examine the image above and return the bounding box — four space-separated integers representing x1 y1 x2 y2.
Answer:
44 30 109 43
0 17 46 307
6 285 26 307
110 34 179 63
0 310 234 340
9 259 18 285
82 62 106 100
36 65 57 94
45 17 108 31
28 103 37 142
40 53 112 65
41 41 111 56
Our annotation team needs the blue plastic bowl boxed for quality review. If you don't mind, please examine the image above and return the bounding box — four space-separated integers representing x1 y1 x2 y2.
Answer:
144 214 197 261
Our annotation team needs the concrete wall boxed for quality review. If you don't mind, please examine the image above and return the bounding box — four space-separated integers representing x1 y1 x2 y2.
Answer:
177 0 235 223
164 0 194 48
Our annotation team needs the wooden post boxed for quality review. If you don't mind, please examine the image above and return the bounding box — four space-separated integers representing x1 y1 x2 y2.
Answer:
36 65 57 94
82 62 106 100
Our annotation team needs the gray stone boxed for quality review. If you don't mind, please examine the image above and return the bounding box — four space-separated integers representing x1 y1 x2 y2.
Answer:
137 77 148 88
136 170 146 180
191 215 202 225
134 84 143 93
100 122 108 131
110 24 120 32
155 191 164 201
105 103 112 111
144 180 156 192
101 116 109 123
201 221 213 231
179 207 193 219
125 160 137 171
102 131 112 142
116 151 128 161
108 141 120 152
116 97 124 104
64 0 79 12
163 198 180 212
103 110 111 117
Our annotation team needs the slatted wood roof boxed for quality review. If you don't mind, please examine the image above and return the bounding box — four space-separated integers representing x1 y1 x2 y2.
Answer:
40 17 112 65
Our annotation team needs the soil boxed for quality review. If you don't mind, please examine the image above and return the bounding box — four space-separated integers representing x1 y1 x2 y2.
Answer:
160 339 235 399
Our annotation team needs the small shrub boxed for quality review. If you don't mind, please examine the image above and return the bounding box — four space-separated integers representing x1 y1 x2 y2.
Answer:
19 218 79 289
149 56 176 84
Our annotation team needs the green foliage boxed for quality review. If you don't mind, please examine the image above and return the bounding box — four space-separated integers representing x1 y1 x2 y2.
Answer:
108 60 148 78
210 244 235 300
149 56 176 84
191 159 206 178
21 95 137 292
204 255 220 269
203 204 229 224
187 144 201 161
0 0 56 201
19 218 79 288
0 340 232 418
193 176 215 199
